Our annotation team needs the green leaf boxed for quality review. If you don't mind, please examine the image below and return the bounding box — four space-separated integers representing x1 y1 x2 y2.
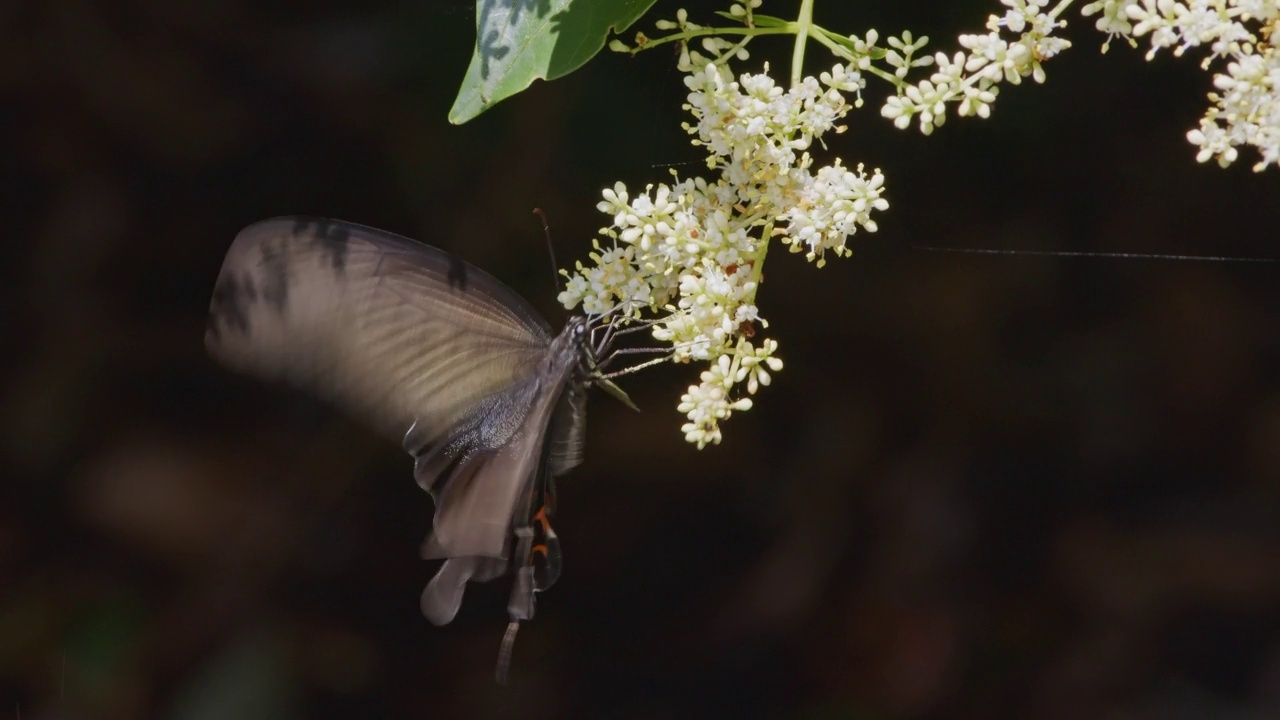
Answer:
449 0 658 124
749 14 791 28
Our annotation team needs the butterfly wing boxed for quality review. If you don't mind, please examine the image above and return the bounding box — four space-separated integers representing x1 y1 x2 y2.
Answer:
412 319 587 625
207 217 579 624
418 372 569 625
206 216 554 443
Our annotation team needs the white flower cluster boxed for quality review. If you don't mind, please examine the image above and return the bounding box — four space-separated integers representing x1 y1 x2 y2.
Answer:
881 1 1073 134
682 62 888 266
1082 0 1280 170
676 341 781 448
559 49 886 447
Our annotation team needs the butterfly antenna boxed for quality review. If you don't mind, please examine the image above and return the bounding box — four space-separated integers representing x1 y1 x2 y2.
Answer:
533 208 562 294
496 621 520 685
914 245 1276 263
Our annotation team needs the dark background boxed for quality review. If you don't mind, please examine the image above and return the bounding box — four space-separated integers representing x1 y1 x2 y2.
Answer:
4 1 1280 718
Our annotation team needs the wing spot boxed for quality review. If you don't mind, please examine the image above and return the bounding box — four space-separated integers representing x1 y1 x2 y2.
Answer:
325 225 351 272
447 256 468 291
209 274 250 338
259 240 290 310
293 217 352 273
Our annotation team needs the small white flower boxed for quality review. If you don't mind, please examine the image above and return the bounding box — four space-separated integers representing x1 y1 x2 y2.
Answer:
1111 0 1280 169
735 338 783 394
882 0 1071 134
677 355 755 448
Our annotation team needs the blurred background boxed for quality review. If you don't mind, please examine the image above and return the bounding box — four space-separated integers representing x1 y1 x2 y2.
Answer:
4 0 1280 717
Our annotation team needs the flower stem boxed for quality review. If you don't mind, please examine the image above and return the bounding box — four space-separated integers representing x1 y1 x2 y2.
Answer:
746 219 772 313
637 26 790 53
790 0 815 88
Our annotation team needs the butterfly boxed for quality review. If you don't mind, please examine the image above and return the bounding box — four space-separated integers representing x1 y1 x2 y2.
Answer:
205 216 637 679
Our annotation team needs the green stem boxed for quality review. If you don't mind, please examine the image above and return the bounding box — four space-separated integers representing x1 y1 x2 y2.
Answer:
637 25 791 53
809 26 899 84
747 219 772 312
806 27 853 62
790 0 815 87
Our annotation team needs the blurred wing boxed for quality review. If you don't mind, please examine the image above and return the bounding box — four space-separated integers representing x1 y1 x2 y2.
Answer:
417 379 560 625
206 216 553 442
413 330 584 625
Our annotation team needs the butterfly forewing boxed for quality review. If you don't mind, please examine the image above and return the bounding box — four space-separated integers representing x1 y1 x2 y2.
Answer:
206 217 553 443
